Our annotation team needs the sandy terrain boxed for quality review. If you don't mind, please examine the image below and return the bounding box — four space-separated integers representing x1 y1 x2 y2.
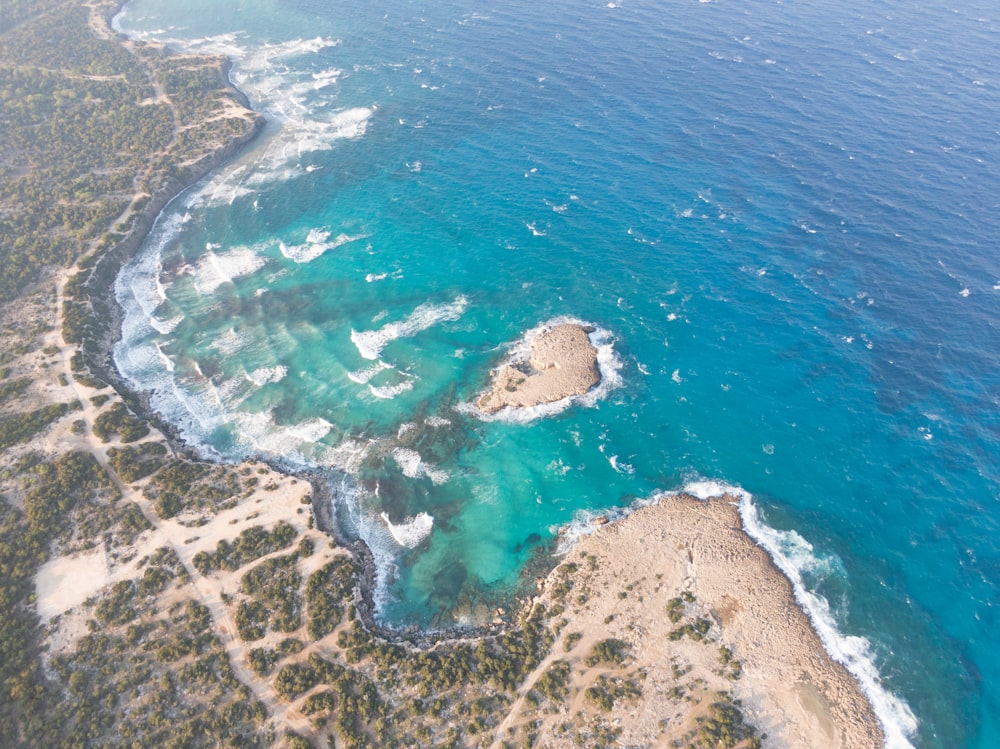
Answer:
477 323 601 413
513 493 884 749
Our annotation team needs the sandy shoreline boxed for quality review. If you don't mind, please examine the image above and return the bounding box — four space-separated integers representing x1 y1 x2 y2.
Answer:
525 494 885 748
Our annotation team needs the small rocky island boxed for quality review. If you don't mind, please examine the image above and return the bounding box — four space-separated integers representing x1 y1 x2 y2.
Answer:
476 322 601 413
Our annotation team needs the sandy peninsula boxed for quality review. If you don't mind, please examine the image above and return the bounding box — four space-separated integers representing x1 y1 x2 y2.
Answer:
504 493 884 748
477 323 601 413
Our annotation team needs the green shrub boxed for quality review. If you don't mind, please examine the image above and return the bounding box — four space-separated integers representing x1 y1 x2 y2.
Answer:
306 557 356 640
0 401 78 450
193 521 298 574
107 441 168 482
92 402 149 443
584 638 630 668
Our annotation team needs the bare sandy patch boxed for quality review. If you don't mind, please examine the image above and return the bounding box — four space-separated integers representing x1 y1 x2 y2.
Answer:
516 494 884 749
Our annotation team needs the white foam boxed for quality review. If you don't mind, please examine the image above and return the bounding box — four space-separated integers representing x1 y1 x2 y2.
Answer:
325 480 399 614
368 381 414 400
314 438 372 473
114 202 246 455
553 498 656 555
608 455 634 475
380 511 434 548
350 296 469 360
425 415 452 428
270 36 341 57
226 410 333 458
210 328 253 355
118 211 190 325
423 466 450 485
279 229 368 264
285 417 333 443
347 360 392 384
193 246 266 294
390 447 423 478
311 67 343 89
151 314 184 334
153 343 175 373
245 365 289 386
390 448 449 484
366 272 389 282
194 166 256 207
462 316 623 424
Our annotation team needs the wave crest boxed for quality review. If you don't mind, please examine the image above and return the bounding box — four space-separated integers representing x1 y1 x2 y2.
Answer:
350 296 469 361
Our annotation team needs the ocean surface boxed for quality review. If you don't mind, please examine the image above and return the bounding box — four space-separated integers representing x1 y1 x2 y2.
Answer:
110 0 1000 746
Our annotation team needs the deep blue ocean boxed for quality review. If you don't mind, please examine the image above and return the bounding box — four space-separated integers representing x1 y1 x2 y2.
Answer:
111 0 1000 745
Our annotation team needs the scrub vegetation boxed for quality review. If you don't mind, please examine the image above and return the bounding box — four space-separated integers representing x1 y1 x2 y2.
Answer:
0 3 767 748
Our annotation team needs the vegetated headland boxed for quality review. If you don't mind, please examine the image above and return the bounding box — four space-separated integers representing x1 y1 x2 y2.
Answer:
0 2 885 747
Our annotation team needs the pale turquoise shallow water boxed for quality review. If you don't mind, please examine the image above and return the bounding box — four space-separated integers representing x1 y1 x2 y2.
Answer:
113 1 1000 746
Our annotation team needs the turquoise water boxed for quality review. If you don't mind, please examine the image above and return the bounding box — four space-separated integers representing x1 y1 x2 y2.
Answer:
112 0 1000 746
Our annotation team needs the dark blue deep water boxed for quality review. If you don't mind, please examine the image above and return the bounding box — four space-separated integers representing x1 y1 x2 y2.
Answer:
113 0 1000 745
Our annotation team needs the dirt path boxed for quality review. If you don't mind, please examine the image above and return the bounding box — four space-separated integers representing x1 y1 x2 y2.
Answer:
49 268 315 732
488 636 570 746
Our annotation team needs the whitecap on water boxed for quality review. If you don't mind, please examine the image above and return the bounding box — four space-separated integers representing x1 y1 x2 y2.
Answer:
245 365 289 386
608 455 634 475
229 411 332 457
279 229 369 264
350 296 469 361
150 314 184 334
314 438 372 473
390 447 449 484
285 417 333 443
193 246 266 295
347 360 393 384
368 381 415 400
380 511 434 548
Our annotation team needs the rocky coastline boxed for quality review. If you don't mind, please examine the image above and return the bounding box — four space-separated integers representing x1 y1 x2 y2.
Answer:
476 322 602 413
75 10 890 744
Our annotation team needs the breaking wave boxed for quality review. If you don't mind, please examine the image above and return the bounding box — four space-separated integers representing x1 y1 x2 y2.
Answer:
350 296 469 361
